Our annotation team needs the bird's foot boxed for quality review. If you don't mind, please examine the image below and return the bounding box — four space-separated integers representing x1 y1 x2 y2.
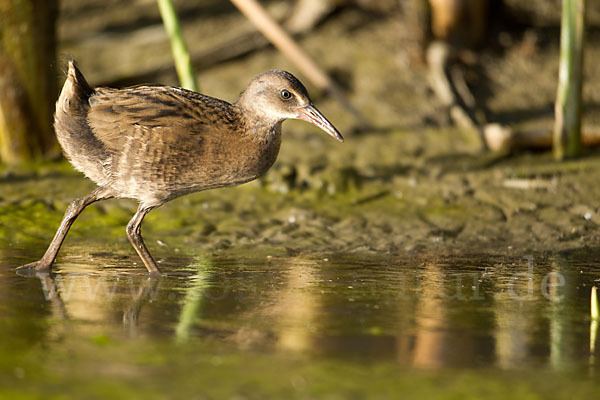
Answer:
16 261 51 278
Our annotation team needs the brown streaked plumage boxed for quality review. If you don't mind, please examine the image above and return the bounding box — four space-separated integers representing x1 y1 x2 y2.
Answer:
18 60 342 276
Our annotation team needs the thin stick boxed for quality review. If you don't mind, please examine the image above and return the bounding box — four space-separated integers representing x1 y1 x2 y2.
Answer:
157 0 199 91
229 0 370 128
592 286 599 321
591 286 598 355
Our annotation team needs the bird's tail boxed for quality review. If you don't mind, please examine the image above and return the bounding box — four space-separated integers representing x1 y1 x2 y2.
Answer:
56 59 94 113
54 60 109 185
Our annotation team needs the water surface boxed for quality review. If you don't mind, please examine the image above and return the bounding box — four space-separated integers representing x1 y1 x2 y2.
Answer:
1 246 599 398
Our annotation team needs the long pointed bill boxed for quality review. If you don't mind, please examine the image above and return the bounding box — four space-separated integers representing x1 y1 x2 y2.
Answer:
296 104 344 142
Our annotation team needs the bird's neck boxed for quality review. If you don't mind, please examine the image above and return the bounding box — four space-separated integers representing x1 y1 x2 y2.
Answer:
234 104 283 144
231 112 282 182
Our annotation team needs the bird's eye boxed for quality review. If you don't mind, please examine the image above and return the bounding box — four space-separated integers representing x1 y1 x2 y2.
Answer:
280 89 292 100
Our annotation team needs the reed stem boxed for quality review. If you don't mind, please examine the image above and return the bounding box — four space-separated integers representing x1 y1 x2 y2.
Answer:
157 0 199 91
553 0 586 159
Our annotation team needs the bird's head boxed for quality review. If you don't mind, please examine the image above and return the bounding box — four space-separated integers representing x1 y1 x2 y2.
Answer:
236 70 343 142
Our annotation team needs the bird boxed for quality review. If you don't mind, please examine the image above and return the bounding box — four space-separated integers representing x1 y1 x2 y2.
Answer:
17 60 343 276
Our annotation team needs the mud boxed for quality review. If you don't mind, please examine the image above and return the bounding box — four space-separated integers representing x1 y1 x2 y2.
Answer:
17 0 591 261
3 130 600 265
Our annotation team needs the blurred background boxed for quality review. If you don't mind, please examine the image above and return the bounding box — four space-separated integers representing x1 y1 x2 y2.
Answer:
3 0 600 163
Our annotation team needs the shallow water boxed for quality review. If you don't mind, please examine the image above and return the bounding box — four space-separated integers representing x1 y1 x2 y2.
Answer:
1 244 599 398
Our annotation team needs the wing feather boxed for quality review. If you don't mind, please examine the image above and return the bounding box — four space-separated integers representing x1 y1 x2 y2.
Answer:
87 85 236 152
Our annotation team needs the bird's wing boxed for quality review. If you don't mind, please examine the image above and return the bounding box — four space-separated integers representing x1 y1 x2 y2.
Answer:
87 85 236 152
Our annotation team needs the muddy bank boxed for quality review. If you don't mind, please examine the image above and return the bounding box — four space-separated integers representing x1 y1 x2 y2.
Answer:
3 127 600 264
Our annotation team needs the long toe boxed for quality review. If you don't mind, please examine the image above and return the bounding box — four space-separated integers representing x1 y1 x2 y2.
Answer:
16 261 48 277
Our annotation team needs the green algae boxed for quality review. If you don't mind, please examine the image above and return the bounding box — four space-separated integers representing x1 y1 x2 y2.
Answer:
2 341 599 400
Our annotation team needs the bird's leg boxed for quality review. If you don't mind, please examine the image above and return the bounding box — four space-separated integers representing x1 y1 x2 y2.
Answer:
17 187 111 274
126 205 161 276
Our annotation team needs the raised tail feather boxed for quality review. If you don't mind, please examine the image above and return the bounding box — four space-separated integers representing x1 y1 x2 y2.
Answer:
56 60 94 112
54 60 110 186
